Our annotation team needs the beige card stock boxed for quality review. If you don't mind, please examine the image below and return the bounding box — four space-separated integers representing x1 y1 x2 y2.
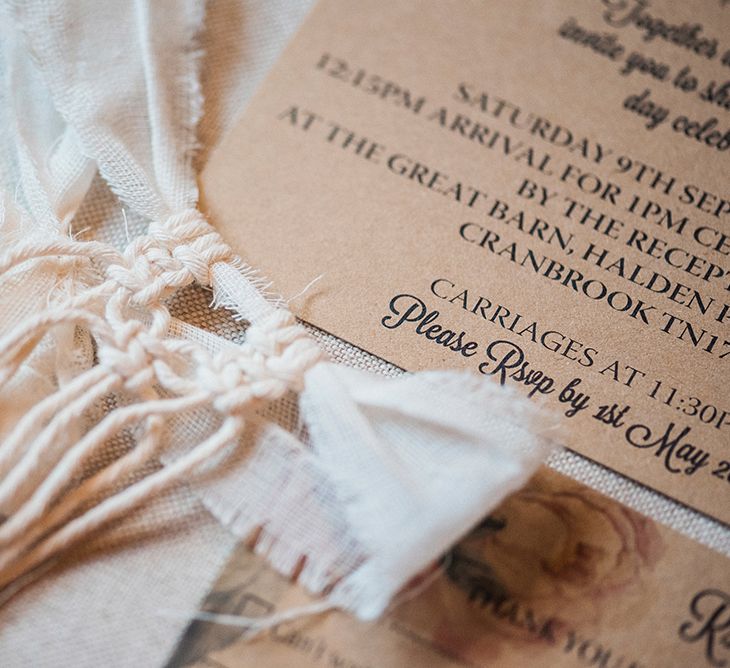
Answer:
202 0 730 524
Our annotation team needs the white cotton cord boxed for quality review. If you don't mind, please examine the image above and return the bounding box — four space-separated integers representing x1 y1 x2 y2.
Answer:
0 237 118 276
0 415 244 590
7 393 165 561
0 391 211 548
0 274 328 597
0 363 108 476
0 214 326 594
156 597 336 641
0 307 107 386
0 371 121 512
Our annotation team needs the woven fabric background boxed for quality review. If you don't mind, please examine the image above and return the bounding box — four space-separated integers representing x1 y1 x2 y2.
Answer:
0 2 726 667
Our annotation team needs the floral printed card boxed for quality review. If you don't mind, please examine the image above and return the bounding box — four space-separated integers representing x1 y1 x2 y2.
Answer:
167 469 728 668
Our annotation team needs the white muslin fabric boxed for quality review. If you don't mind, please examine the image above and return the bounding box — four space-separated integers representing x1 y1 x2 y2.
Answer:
0 0 554 646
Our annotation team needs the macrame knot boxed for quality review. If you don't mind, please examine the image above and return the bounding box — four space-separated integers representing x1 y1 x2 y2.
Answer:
200 353 256 414
246 310 308 353
96 320 156 392
148 208 234 286
194 348 286 415
102 209 234 306
245 311 323 391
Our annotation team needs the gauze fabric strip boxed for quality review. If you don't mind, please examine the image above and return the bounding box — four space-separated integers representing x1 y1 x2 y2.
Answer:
0 0 555 623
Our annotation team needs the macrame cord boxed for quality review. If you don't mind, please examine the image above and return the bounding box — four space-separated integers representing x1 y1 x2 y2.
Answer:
0 207 326 589
0 0 556 622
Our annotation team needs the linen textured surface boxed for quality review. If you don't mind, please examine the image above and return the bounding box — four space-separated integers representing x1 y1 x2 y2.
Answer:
0 2 726 667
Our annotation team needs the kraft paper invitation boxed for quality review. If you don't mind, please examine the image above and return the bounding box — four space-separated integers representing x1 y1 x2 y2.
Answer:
202 0 730 524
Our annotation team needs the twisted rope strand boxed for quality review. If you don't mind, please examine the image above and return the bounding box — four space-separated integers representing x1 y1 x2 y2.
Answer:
0 416 244 590
0 308 108 387
0 372 121 513
3 398 166 568
0 238 119 277
0 365 108 476
0 392 210 547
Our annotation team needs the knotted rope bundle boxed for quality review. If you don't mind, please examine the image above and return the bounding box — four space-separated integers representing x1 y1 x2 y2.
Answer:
0 208 324 589
0 0 556 620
